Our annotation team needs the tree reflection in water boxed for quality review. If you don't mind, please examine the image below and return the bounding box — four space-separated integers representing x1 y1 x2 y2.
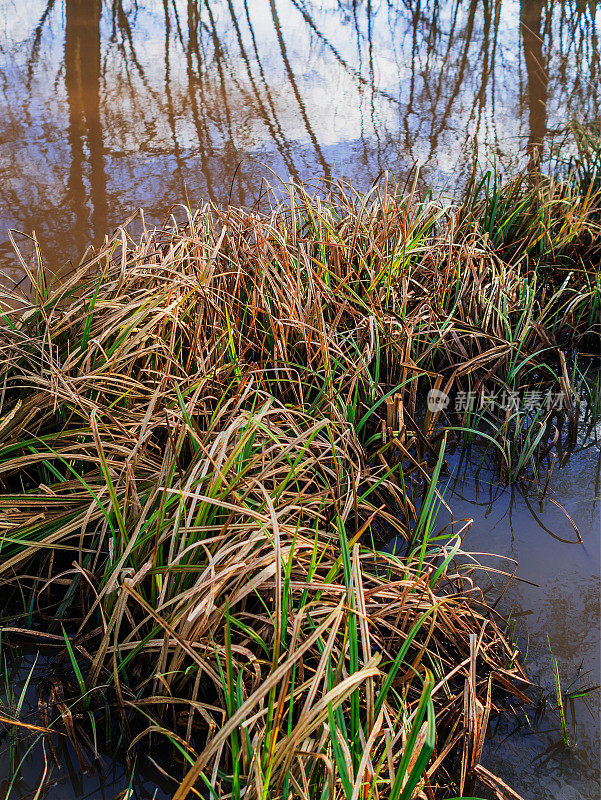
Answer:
0 0 598 273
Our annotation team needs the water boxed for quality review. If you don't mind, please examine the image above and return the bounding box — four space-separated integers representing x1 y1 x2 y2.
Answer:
0 642 177 798
0 1 599 798
0 0 598 279
444 441 601 799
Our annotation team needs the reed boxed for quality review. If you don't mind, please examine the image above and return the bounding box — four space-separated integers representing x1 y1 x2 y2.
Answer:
0 139 599 798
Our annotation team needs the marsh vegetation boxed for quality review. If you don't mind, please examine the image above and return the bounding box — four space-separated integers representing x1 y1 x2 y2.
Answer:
0 122 599 798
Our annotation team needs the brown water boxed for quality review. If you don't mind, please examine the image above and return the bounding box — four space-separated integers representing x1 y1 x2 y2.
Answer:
0 0 599 280
0 1 599 798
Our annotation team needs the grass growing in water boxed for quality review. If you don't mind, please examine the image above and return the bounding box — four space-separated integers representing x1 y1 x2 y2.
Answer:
0 138 599 798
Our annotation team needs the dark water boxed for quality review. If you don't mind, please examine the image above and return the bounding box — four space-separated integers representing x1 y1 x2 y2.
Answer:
444 440 601 800
0 648 172 800
0 1 599 798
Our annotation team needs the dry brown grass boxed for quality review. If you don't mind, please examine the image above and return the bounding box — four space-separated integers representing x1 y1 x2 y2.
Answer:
0 162 598 798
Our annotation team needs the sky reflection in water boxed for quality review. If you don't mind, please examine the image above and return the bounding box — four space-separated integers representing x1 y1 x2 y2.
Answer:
0 0 598 274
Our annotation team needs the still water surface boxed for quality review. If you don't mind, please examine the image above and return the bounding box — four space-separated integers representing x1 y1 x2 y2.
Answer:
446 444 600 799
0 0 599 276
0 1 599 799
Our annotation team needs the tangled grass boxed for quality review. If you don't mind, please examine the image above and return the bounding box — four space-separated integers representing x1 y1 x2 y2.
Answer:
0 145 599 799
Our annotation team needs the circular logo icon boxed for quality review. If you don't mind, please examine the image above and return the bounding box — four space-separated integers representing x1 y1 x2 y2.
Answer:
427 388 449 413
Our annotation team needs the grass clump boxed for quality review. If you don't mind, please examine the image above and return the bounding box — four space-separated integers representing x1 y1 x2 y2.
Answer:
0 141 599 798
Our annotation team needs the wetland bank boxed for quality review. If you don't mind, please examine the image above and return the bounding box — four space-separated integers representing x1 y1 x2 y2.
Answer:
0 2 600 799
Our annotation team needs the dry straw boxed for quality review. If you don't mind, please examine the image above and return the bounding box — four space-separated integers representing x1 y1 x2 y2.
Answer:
0 138 599 798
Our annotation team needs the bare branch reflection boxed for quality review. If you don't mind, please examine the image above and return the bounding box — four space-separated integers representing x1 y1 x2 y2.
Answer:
0 0 597 271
